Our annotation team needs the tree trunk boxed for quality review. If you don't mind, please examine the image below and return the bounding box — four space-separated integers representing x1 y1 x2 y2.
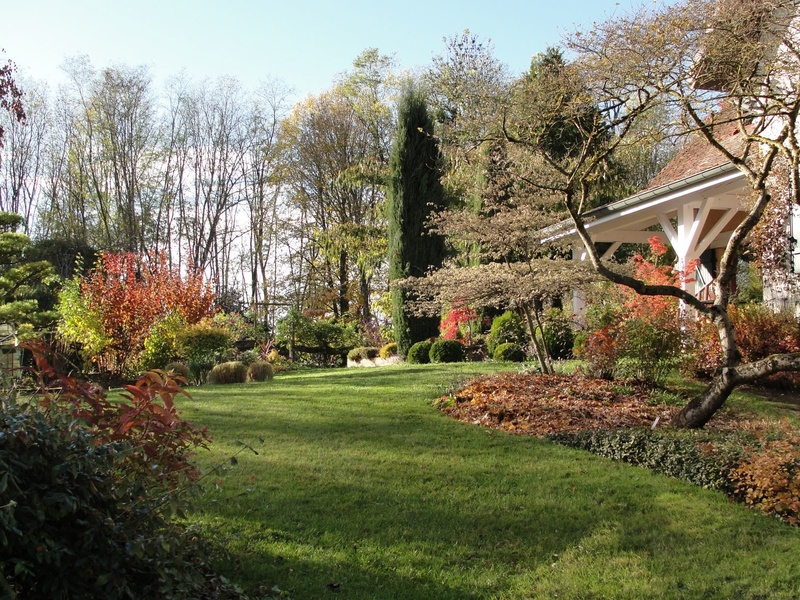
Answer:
674 352 800 428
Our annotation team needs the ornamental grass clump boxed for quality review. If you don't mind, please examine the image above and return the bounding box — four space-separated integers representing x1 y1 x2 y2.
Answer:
247 361 274 382
207 361 248 385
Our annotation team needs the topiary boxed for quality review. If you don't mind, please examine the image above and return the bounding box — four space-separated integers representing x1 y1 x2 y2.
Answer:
247 361 274 382
407 340 433 364
429 339 465 363
207 361 247 385
379 342 398 359
493 342 526 362
486 311 528 356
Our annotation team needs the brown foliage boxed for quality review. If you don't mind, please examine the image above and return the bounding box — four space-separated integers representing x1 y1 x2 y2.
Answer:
441 373 675 436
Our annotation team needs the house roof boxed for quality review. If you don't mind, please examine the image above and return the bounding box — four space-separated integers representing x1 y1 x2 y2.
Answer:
645 117 745 190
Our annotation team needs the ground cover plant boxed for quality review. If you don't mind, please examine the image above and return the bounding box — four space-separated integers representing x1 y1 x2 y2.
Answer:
181 364 800 599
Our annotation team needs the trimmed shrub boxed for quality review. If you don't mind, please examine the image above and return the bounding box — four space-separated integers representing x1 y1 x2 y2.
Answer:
164 361 190 381
207 361 247 385
494 342 526 362
407 340 433 364
247 360 274 382
379 342 398 359
430 339 465 363
486 311 528 356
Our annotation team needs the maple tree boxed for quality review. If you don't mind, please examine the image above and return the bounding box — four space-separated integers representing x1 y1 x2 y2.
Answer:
57 252 215 377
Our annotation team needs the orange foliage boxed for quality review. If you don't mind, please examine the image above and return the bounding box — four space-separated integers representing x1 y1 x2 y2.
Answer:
81 252 215 375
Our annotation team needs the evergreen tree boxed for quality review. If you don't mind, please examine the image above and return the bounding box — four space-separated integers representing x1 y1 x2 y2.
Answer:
0 212 56 334
387 88 447 355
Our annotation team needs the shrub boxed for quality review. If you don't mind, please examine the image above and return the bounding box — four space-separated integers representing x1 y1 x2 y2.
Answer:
175 324 231 384
1 348 236 599
486 311 528 356
236 348 260 366
164 361 190 381
684 303 800 387
579 245 684 385
430 339 465 363
440 306 478 343
379 342 398 359
247 361 274 382
407 340 433 364
733 438 800 525
207 361 248 385
542 308 574 360
138 311 186 371
494 342 526 362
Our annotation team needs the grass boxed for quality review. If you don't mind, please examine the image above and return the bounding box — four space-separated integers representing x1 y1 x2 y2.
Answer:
179 363 800 599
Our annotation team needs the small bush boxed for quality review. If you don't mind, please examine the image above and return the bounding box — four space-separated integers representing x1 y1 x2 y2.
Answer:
236 348 260 366
379 342 398 359
733 439 800 525
207 361 248 385
407 340 433 364
430 339 465 363
486 311 527 356
494 342 526 362
175 324 231 384
542 308 574 360
164 361 190 381
247 361 274 382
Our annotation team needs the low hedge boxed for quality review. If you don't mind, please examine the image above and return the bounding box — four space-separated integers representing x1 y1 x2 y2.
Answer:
549 428 743 494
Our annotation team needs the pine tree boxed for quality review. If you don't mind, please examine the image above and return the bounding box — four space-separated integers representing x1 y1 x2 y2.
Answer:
387 89 447 355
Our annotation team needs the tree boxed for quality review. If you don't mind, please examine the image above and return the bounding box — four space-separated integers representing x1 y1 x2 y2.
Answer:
280 51 395 319
0 212 55 333
555 0 800 427
387 87 448 355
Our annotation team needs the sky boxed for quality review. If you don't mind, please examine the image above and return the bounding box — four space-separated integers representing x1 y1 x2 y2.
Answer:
2 0 645 101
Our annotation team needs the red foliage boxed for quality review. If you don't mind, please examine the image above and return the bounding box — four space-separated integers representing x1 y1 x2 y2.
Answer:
81 252 215 375
440 305 478 344
580 238 687 379
685 303 800 386
28 340 210 486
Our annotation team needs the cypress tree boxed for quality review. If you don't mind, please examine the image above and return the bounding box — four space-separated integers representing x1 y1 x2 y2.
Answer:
387 88 447 356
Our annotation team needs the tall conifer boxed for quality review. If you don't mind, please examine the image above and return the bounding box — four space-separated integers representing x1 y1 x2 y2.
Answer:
387 88 446 355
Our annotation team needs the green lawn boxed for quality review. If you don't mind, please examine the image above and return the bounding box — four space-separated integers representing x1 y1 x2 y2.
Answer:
179 364 800 599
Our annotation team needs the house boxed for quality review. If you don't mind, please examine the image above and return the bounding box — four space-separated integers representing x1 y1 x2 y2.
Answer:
550 0 800 319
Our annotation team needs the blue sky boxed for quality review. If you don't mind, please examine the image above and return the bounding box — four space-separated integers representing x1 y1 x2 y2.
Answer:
2 1 646 99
